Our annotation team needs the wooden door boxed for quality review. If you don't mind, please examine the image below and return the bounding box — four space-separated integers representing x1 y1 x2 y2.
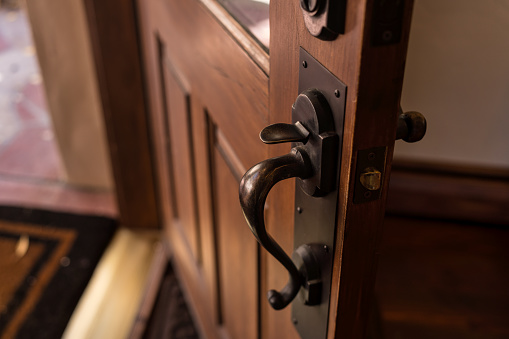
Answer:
136 0 414 338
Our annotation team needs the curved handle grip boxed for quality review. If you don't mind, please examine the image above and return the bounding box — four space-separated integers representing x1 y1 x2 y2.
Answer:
239 147 312 310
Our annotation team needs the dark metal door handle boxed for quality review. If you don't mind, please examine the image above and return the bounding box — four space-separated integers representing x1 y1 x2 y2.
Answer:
239 89 339 310
239 147 312 310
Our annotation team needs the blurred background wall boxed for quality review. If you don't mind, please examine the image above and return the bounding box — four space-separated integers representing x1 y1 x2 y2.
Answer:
396 0 509 169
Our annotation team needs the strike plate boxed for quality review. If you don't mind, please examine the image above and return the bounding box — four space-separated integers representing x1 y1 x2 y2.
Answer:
354 147 387 203
291 48 346 339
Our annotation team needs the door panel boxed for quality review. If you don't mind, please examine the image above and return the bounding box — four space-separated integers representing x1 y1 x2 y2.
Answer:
163 54 201 262
138 0 268 338
144 0 269 168
213 144 258 339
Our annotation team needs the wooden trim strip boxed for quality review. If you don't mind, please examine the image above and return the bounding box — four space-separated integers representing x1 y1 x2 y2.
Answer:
84 0 159 228
392 159 509 180
386 166 509 225
215 129 248 183
156 35 180 220
199 0 269 75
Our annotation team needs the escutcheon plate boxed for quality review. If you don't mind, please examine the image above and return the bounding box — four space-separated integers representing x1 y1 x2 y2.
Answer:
291 48 347 339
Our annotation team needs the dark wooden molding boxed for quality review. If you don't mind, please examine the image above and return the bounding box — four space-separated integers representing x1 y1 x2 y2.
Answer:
387 160 509 225
84 0 159 228
391 159 509 180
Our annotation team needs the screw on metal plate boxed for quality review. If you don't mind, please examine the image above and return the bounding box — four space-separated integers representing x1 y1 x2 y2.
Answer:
290 48 347 339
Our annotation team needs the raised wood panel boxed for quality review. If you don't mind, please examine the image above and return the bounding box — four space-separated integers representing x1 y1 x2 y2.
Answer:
163 57 201 262
213 144 259 339
137 1 268 336
138 23 217 336
142 0 269 170
190 102 220 327
166 108 218 339
141 33 178 231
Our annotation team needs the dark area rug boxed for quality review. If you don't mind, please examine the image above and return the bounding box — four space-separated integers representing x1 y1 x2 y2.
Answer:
0 206 117 339
144 264 199 339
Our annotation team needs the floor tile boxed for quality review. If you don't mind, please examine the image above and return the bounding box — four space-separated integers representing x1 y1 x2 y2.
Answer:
0 126 63 180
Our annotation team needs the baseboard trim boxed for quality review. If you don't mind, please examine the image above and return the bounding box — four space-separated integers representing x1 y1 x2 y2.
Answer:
386 161 509 225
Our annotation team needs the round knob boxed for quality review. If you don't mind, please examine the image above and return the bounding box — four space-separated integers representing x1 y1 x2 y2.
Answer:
396 111 427 143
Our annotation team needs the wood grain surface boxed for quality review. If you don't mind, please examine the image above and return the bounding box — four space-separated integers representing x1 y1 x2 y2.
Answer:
268 1 415 338
84 0 159 228
137 0 416 338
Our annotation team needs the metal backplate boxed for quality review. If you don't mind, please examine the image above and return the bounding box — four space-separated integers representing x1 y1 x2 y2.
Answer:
291 48 346 339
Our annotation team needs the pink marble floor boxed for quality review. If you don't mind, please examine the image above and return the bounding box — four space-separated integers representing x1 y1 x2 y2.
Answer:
0 8 117 217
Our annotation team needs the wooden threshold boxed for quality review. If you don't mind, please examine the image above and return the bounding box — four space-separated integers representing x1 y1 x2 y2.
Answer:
62 229 166 339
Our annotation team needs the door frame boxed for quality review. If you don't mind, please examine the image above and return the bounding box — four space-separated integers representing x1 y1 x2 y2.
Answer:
84 0 159 229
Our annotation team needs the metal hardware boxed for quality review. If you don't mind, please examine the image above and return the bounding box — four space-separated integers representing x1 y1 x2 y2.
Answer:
354 147 387 204
240 87 339 311
300 0 320 13
240 148 312 310
259 89 338 198
300 0 346 41
360 167 382 191
239 48 346 337
354 109 426 204
292 89 339 196
292 244 323 305
292 48 346 339
260 121 310 145
371 0 406 46
396 110 427 143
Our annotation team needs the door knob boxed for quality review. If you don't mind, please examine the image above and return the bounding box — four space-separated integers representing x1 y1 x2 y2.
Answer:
239 89 338 310
396 110 427 142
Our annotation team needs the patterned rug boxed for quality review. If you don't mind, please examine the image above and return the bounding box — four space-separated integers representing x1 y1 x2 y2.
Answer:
0 206 116 339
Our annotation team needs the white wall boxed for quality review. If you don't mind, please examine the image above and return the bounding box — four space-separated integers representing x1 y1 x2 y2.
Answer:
395 0 509 169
